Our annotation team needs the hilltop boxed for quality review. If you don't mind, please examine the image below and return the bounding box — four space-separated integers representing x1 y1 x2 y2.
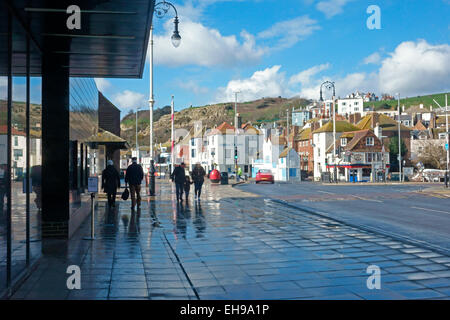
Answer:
120 97 310 148
364 92 449 111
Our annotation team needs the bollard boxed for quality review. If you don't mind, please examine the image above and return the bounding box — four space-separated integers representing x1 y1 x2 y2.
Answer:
84 193 96 240
149 160 156 196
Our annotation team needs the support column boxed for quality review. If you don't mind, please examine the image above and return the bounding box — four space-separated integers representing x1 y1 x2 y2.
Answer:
41 53 70 238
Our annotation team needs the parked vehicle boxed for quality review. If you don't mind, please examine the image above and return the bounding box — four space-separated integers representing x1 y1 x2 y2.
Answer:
229 171 249 180
255 169 274 184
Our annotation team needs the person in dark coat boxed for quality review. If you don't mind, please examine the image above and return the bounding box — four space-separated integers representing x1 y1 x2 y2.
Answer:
192 163 206 200
184 175 193 202
30 165 42 211
125 157 144 210
102 160 120 207
171 163 186 202
0 164 7 214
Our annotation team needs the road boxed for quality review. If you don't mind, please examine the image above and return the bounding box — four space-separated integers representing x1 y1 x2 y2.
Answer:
237 182 450 254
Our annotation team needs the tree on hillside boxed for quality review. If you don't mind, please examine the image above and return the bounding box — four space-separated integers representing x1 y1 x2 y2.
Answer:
416 141 446 170
389 136 408 171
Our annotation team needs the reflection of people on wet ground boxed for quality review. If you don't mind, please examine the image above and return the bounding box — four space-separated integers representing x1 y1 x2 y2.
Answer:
192 162 206 201
104 202 118 227
0 163 7 215
193 202 206 238
149 200 160 228
175 202 187 238
102 160 120 208
184 175 193 203
128 209 140 234
121 213 129 231
125 157 144 211
30 165 42 211
171 163 186 202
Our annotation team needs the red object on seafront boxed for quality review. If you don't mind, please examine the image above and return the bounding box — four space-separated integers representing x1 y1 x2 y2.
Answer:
209 169 221 183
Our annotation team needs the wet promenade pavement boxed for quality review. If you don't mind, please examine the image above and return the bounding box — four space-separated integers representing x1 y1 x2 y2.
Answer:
11 181 450 300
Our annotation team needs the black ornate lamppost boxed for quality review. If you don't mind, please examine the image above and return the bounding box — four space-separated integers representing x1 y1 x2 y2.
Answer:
319 81 337 183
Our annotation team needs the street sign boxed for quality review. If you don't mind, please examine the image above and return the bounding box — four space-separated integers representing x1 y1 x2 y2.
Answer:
88 176 99 193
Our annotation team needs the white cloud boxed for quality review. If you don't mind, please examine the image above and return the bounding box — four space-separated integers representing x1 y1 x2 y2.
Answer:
215 40 450 103
316 0 355 18
215 65 288 102
152 18 265 67
363 52 381 65
94 78 111 92
289 63 330 86
257 16 320 50
378 40 450 96
178 80 209 95
113 90 147 110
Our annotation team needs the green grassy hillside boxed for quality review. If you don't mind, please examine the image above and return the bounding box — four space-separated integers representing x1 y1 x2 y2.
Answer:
364 92 449 111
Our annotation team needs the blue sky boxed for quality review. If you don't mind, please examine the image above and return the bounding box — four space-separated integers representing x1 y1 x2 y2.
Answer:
94 0 450 116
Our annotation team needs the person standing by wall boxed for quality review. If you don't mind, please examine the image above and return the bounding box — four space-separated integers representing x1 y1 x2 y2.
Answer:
102 160 120 208
0 164 6 214
192 163 206 201
30 165 42 211
171 162 186 202
125 157 144 210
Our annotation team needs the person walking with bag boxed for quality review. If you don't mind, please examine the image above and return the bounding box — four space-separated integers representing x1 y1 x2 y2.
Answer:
125 157 144 210
102 160 120 208
171 163 186 202
192 163 206 201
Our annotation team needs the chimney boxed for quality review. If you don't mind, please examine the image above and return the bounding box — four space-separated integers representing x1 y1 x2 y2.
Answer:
354 112 362 125
374 122 382 139
349 114 354 124
371 113 379 129
430 113 436 129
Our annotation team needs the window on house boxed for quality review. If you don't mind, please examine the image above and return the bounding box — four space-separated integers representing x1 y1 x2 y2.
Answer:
354 102 359 105
366 153 373 163
366 137 374 146
341 138 347 146
13 149 23 160
14 136 18 146
191 149 196 158
191 139 195 146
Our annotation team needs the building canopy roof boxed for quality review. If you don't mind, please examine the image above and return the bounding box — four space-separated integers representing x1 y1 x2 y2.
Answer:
84 129 129 149
1 0 155 78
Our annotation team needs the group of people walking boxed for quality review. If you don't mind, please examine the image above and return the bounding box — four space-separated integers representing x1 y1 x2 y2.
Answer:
101 158 206 209
102 157 144 210
170 162 206 202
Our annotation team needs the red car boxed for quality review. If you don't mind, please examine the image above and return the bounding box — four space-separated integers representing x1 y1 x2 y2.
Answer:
255 169 274 184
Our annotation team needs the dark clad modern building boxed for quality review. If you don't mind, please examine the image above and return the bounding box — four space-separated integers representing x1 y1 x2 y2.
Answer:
1 0 155 297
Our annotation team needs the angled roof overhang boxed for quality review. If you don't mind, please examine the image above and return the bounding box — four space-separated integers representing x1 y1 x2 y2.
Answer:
1 0 155 78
